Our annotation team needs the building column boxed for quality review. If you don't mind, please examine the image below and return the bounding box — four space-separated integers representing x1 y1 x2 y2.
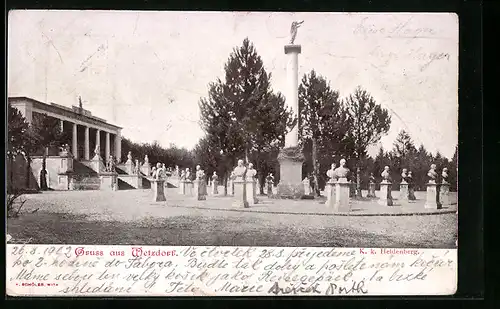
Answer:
115 130 122 163
84 126 90 160
105 132 110 161
16 101 34 123
95 129 101 157
72 123 78 159
60 119 64 132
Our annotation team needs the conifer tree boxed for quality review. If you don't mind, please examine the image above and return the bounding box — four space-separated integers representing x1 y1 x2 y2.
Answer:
345 86 391 197
199 38 295 189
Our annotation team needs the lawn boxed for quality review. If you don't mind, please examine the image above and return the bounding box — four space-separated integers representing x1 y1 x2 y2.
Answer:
7 189 457 248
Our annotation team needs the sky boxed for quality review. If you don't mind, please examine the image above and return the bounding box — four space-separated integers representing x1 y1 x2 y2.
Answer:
7 11 459 159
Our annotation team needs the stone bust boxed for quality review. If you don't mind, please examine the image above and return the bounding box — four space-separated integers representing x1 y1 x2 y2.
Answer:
195 165 205 180
334 159 350 179
212 172 218 182
441 168 449 184
185 168 191 181
401 168 408 183
381 166 391 182
326 163 337 182
428 164 438 183
247 163 257 179
144 155 149 164
232 159 247 181
134 159 140 174
126 151 132 162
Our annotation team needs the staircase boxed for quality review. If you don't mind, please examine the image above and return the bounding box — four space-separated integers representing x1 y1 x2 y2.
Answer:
71 161 100 190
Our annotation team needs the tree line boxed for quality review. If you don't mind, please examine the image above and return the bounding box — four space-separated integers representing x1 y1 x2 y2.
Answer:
193 38 457 194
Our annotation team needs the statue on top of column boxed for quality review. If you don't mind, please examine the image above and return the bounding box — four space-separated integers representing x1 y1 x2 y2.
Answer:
289 20 304 44
94 144 100 157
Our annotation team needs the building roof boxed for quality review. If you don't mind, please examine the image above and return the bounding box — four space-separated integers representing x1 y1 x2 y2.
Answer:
8 96 122 130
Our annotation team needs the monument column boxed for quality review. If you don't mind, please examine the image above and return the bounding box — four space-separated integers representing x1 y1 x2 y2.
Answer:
72 123 78 160
105 132 110 161
115 130 122 163
276 43 305 199
84 126 90 160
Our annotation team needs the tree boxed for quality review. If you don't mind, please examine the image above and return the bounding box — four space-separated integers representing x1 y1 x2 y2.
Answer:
392 130 416 159
298 70 352 196
7 104 29 192
345 86 391 197
199 38 294 191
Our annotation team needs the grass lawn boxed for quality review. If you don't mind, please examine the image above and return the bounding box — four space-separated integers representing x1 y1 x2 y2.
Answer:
7 210 457 248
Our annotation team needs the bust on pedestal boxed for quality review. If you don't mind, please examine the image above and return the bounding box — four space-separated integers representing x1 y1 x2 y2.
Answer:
266 173 274 198
333 159 351 211
367 173 376 198
399 168 410 202
425 164 441 209
325 163 337 208
211 172 219 195
194 165 207 201
378 166 394 206
141 155 151 176
179 170 186 194
151 162 166 202
57 144 74 190
100 155 118 191
407 171 416 200
125 151 134 175
440 168 450 206
184 168 193 196
232 160 248 208
229 171 235 196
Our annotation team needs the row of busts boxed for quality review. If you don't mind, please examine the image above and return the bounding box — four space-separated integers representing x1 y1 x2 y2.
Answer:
179 165 209 182
373 165 449 184
326 159 351 182
230 160 257 181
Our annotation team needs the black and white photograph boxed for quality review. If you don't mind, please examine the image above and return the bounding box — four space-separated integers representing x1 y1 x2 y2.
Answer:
7 11 458 250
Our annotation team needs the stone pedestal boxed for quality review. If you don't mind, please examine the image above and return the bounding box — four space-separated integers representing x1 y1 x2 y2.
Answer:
246 179 258 206
57 173 73 190
302 178 311 196
440 183 450 206
140 163 151 176
425 182 441 209
230 179 235 196
349 182 356 198
100 173 118 191
399 181 409 202
325 181 337 208
267 182 274 198
276 147 305 199
335 178 351 211
151 179 166 202
367 183 376 198
179 180 186 194
185 180 193 196
378 181 394 206
232 180 248 208
59 157 74 173
212 181 218 195
408 185 416 200
193 180 206 201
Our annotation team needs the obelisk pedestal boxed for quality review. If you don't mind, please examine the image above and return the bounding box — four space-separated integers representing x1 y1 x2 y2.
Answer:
277 44 305 199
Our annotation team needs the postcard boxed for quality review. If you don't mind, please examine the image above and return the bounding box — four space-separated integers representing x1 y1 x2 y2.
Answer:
6 10 458 296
